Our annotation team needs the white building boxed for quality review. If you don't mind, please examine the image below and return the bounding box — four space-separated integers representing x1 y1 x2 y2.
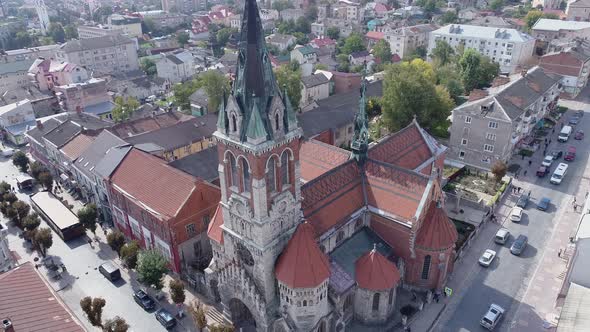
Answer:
428 24 535 73
0 59 35 92
531 19 590 45
385 23 437 59
28 58 90 91
265 34 296 51
107 14 143 38
567 0 590 22
77 25 121 39
155 50 196 83
0 99 36 145
300 73 330 111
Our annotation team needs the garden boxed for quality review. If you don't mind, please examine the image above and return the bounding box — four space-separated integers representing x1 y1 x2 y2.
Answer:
443 167 508 204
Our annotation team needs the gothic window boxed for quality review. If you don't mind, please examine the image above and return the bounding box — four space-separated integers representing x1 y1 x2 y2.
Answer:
281 151 290 185
229 154 238 187
372 293 380 311
422 255 431 280
275 112 280 131
336 230 344 244
303 300 307 306
235 242 254 266
267 157 277 193
241 158 251 192
388 289 394 305
343 294 353 312
231 113 237 132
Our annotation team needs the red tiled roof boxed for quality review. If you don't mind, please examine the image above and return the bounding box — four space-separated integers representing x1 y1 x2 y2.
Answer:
311 37 336 47
366 31 385 40
208 203 224 244
109 111 191 138
355 248 400 290
0 263 85 332
415 201 458 250
111 148 196 218
540 52 584 77
369 122 433 170
300 139 350 182
275 222 331 288
60 134 95 160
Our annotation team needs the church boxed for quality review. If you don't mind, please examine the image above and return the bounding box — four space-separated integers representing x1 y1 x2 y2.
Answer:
203 0 459 330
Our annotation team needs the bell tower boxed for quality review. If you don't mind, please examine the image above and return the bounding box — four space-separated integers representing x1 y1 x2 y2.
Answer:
211 0 303 328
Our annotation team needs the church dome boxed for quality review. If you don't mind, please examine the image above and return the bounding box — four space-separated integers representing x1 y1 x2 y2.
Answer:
355 247 400 291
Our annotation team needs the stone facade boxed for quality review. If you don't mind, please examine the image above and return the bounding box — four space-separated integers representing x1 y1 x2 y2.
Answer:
353 287 396 324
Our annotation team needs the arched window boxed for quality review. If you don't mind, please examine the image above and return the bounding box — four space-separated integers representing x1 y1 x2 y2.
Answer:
229 154 238 187
388 288 394 305
281 151 290 185
275 112 280 131
372 293 380 311
336 231 344 244
303 300 307 306
267 157 277 192
231 114 237 132
422 255 431 280
241 158 251 192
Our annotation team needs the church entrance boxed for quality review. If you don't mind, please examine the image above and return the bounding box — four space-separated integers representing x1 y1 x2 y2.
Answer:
229 298 257 332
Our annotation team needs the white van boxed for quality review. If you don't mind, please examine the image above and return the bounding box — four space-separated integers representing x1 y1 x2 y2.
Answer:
550 163 568 184
558 126 573 142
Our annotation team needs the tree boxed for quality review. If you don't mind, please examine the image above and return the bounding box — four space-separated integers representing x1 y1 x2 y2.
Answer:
305 6 318 21
64 24 78 39
80 296 106 327
436 64 464 103
216 27 237 47
197 70 230 112
48 22 66 43
169 279 186 305
272 0 293 11
341 33 365 55
34 228 53 256
295 17 311 34
209 324 235 332
102 316 129 332
478 56 500 88
111 96 140 123
458 49 498 92
78 203 98 235
120 240 140 269
381 59 455 131
38 172 53 192
10 200 30 227
12 151 29 172
92 6 113 23
373 39 392 64
489 0 505 11
189 301 207 331
525 10 543 30
177 31 190 47
430 40 454 66
491 160 507 183
440 10 458 24
275 65 302 111
137 249 169 290
314 63 328 71
107 230 126 257
326 27 340 40
173 80 200 111
23 213 41 239
3 193 17 204
140 58 157 77
30 161 47 180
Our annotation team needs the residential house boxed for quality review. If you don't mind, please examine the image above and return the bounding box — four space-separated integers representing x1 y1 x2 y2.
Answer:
280 8 305 21
300 73 330 111
291 45 318 65
108 110 192 138
135 11 190 30
532 19 590 53
108 148 221 273
567 0 590 21
28 58 89 92
55 34 139 76
447 67 560 170
428 24 535 73
331 71 362 94
539 47 590 97
0 222 14 272
385 23 437 59
155 50 197 83
108 71 171 100
0 99 35 145
366 31 385 48
0 86 59 118
123 114 217 161
349 51 374 68
0 59 35 92
310 37 337 56
265 34 296 52
311 22 326 37
190 88 209 116
53 78 115 120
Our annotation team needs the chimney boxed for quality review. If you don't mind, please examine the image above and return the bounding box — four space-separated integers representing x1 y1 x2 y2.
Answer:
36 120 43 129
3 319 14 332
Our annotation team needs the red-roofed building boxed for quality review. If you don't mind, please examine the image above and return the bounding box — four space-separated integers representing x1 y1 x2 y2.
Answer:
108 148 220 273
539 49 590 97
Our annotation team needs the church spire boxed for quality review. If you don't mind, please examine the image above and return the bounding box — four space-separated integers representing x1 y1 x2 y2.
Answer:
351 64 370 163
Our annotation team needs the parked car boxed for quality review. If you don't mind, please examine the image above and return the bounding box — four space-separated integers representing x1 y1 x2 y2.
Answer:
98 262 121 282
575 130 584 140
494 228 510 245
552 151 563 160
1 148 15 157
536 166 549 177
510 207 523 222
516 194 529 208
541 155 553 167
576 110 584 118
510 235 528 255
565 146 576 161
155 309 177 329
569 116 580 125
537 197 551 211
480 303 505 330
479 249 497 267
133 290 155 310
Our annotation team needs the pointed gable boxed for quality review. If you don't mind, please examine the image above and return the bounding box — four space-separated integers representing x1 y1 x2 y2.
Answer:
275 222 331 288
355 247 400 291
208 203 224 244
415 201 458 251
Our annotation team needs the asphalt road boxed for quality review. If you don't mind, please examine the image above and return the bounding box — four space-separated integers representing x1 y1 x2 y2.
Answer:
0 153 178 332
434 107 589 332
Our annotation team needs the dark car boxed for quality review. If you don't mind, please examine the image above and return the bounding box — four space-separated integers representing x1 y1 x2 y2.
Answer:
510 235 528 255
575 130 584 140
133 290 155 310
576 110 584 118
552 151 563 160
516 193 529 208
537 197 551 211
536 166 549 177
569 116 580 125
155 309 177 329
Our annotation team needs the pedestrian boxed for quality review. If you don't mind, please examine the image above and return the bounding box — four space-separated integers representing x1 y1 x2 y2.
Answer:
528 160 532 166
549 139 552 144
518 187 522 193
574 197 577 205
558 249 562 257
524 170 528 176
553 128 555 133
545 138 548 143
528 190 531 197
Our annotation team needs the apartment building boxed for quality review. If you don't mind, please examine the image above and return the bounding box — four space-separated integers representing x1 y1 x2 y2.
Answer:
385 23 437 59
108 14 143 38
155 50 196 83
77 26 121 39
567 0 590 21
539 47 590 97
136 10 190 30
0 59 34 92
56 34 139 75
428 24 535 73
532 19 590 53
0 44 59 63
53 78 113 119
447 67 560 170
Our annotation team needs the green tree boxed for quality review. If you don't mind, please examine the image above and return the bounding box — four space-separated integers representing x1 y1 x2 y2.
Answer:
140 58 157 76
275 65 302 110
326 27 340 40
120 240 140 269
173 80 200 111
38 172 53 191
491 160 507 183
314 63 328 71
489 0 505 11
111 96 140 123
48 22 66 43
209 324 235 332
197 70 230 112
23 212 41 239
341 33 365 55
272 0 293 11
106 230 126 257
10 200 31 228
478 56 500 88
525 10 543 30
64 24 78 39
34 227 53 257
80 296 106 327
440 10 458 24
30 161 47 180
137 249 169 290
381 59 455 131
12 151 29 172
436 64 464 103
458 48 482 92
216 27 236 47
189 301 207 332
177 31 190 47
373 39 392 64
430 40 454 66
92 6 113 23
78 203 98 235
102 316 129 332
295 17 311 34
337 53 350 72
169 279 186 305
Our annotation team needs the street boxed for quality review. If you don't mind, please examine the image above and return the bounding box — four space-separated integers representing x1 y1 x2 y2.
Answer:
0 153 192 332
433 103 590 332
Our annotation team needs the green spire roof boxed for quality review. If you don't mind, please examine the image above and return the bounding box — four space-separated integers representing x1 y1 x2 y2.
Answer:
246 99 267 140
217 93 227 131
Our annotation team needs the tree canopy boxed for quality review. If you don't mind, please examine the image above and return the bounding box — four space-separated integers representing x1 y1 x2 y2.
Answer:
140 58 157 77
341 33 365 55
275 65 302 110
111 96 140 123
373 40 392 65
458 49 499 92
430 40 455 66
12 151 29 172
137 249 168 289
78 203 98 235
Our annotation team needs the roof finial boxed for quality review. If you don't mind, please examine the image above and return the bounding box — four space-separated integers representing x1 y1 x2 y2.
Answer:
372 243 377 252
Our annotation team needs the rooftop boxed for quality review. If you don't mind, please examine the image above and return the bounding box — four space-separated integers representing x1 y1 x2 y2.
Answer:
355 246 400 290
109 111 192 138
30 191 81 230
0 58 35 75
74 130 127 180
301 73 329 88
60 133 96 160
169 146 220 182
60 34 135 53
532 18 590 31
433 24 533 42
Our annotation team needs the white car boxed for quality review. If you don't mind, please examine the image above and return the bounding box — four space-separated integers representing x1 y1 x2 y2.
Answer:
510 207 523 222
1 148 15 157
479 249 497 267
480 303 505 330
541 155 553 167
